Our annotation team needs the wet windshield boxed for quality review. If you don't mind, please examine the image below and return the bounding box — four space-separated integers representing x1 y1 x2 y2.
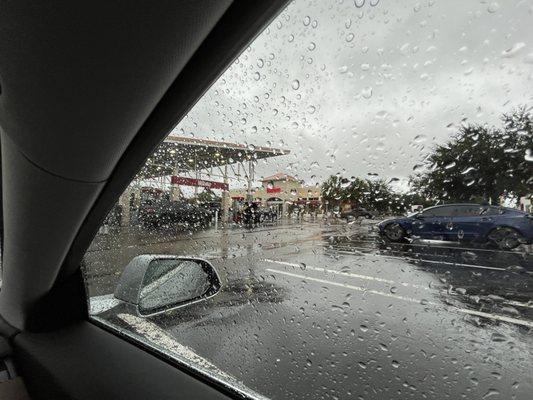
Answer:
83 1 533 399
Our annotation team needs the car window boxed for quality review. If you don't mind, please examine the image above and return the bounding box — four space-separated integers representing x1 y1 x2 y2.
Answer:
450 205 485 217
83 1 533 399
484 206 506 216
421 205 453 217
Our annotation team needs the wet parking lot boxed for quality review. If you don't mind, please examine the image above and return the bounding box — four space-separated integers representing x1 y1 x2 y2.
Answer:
87 219 533 399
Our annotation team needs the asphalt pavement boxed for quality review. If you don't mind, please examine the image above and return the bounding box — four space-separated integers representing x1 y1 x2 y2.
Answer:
86 218 533 400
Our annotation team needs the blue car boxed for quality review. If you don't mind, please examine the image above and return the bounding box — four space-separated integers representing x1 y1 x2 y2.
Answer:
378 204 533 250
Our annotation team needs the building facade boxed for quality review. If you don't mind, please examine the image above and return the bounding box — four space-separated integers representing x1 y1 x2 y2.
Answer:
229 173 322 217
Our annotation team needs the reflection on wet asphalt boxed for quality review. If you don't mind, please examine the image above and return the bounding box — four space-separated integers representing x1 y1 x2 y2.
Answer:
88 219 533 400
324 223 533 322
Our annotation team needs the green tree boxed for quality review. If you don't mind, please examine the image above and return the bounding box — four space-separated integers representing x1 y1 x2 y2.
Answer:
500 106 533 196
412 107 533 203
322 175 407 214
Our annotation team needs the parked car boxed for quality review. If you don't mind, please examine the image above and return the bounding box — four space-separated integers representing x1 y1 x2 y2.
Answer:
139 199 211 228
340 207 374 221
199 201 222 218
378 203 533 250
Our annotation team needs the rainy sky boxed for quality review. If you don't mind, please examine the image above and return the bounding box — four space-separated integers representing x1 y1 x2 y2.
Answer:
172 0 533 192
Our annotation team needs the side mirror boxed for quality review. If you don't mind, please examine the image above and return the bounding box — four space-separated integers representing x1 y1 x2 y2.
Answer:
114 255 221 316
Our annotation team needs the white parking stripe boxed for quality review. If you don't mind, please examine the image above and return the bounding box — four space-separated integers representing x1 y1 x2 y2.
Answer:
326 248 506 271
263 259 533 310
330 236 526 255
264 259 429 290
266 268 533 329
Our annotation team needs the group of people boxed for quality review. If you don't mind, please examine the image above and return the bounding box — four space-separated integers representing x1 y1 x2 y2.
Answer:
233 202 278 227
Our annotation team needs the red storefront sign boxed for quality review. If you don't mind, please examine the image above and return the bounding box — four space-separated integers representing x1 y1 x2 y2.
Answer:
171 176 229 191
266 187 282 193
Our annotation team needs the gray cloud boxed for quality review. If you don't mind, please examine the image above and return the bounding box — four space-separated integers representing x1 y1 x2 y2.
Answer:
173 0 533 189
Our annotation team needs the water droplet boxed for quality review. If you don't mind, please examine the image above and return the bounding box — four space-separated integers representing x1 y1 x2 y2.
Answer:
303 16 311 26
288 34 294 43
338 65 348 74
308 42 316 51
444 161 456 169
291 79 300 90
391 360 400 368
455 287 467 295
390 286 398 294
346 33 355 42
299 263 307 270
354 0 365 8
506 265 525 272
490 332 507 343
482 389 500 399
413 134 426 143
502 42 526 58
487 2 499 13
361 87 373 99
461 251 477 262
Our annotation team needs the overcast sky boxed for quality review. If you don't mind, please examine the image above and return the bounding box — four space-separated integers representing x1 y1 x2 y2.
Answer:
171 0 533 191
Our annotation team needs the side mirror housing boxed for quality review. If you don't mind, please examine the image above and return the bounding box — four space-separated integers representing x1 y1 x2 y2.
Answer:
114 255 221 316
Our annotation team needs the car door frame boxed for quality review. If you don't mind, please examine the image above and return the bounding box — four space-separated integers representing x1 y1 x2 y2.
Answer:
0 1 290 399
411 205 455 240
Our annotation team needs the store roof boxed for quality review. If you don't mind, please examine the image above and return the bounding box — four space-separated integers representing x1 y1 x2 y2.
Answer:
138 136 290 178
261 173 298 182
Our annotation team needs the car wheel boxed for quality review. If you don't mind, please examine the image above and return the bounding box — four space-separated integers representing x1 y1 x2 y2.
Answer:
488 227 524 250
383 223 406 242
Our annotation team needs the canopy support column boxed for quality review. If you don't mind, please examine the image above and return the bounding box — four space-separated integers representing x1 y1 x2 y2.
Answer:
222 163 230 226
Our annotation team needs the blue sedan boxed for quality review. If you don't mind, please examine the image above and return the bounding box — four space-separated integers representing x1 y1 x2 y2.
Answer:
378 203 533 250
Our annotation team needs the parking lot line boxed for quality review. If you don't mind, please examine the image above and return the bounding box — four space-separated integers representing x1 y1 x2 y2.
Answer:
265 268 533 329
331 237 527 255
264 259 395 284
264 259 430 291
327 248 507 271
263 259 533 310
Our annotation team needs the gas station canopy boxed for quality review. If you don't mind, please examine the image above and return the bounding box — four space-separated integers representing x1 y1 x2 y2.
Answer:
139 136 290 179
